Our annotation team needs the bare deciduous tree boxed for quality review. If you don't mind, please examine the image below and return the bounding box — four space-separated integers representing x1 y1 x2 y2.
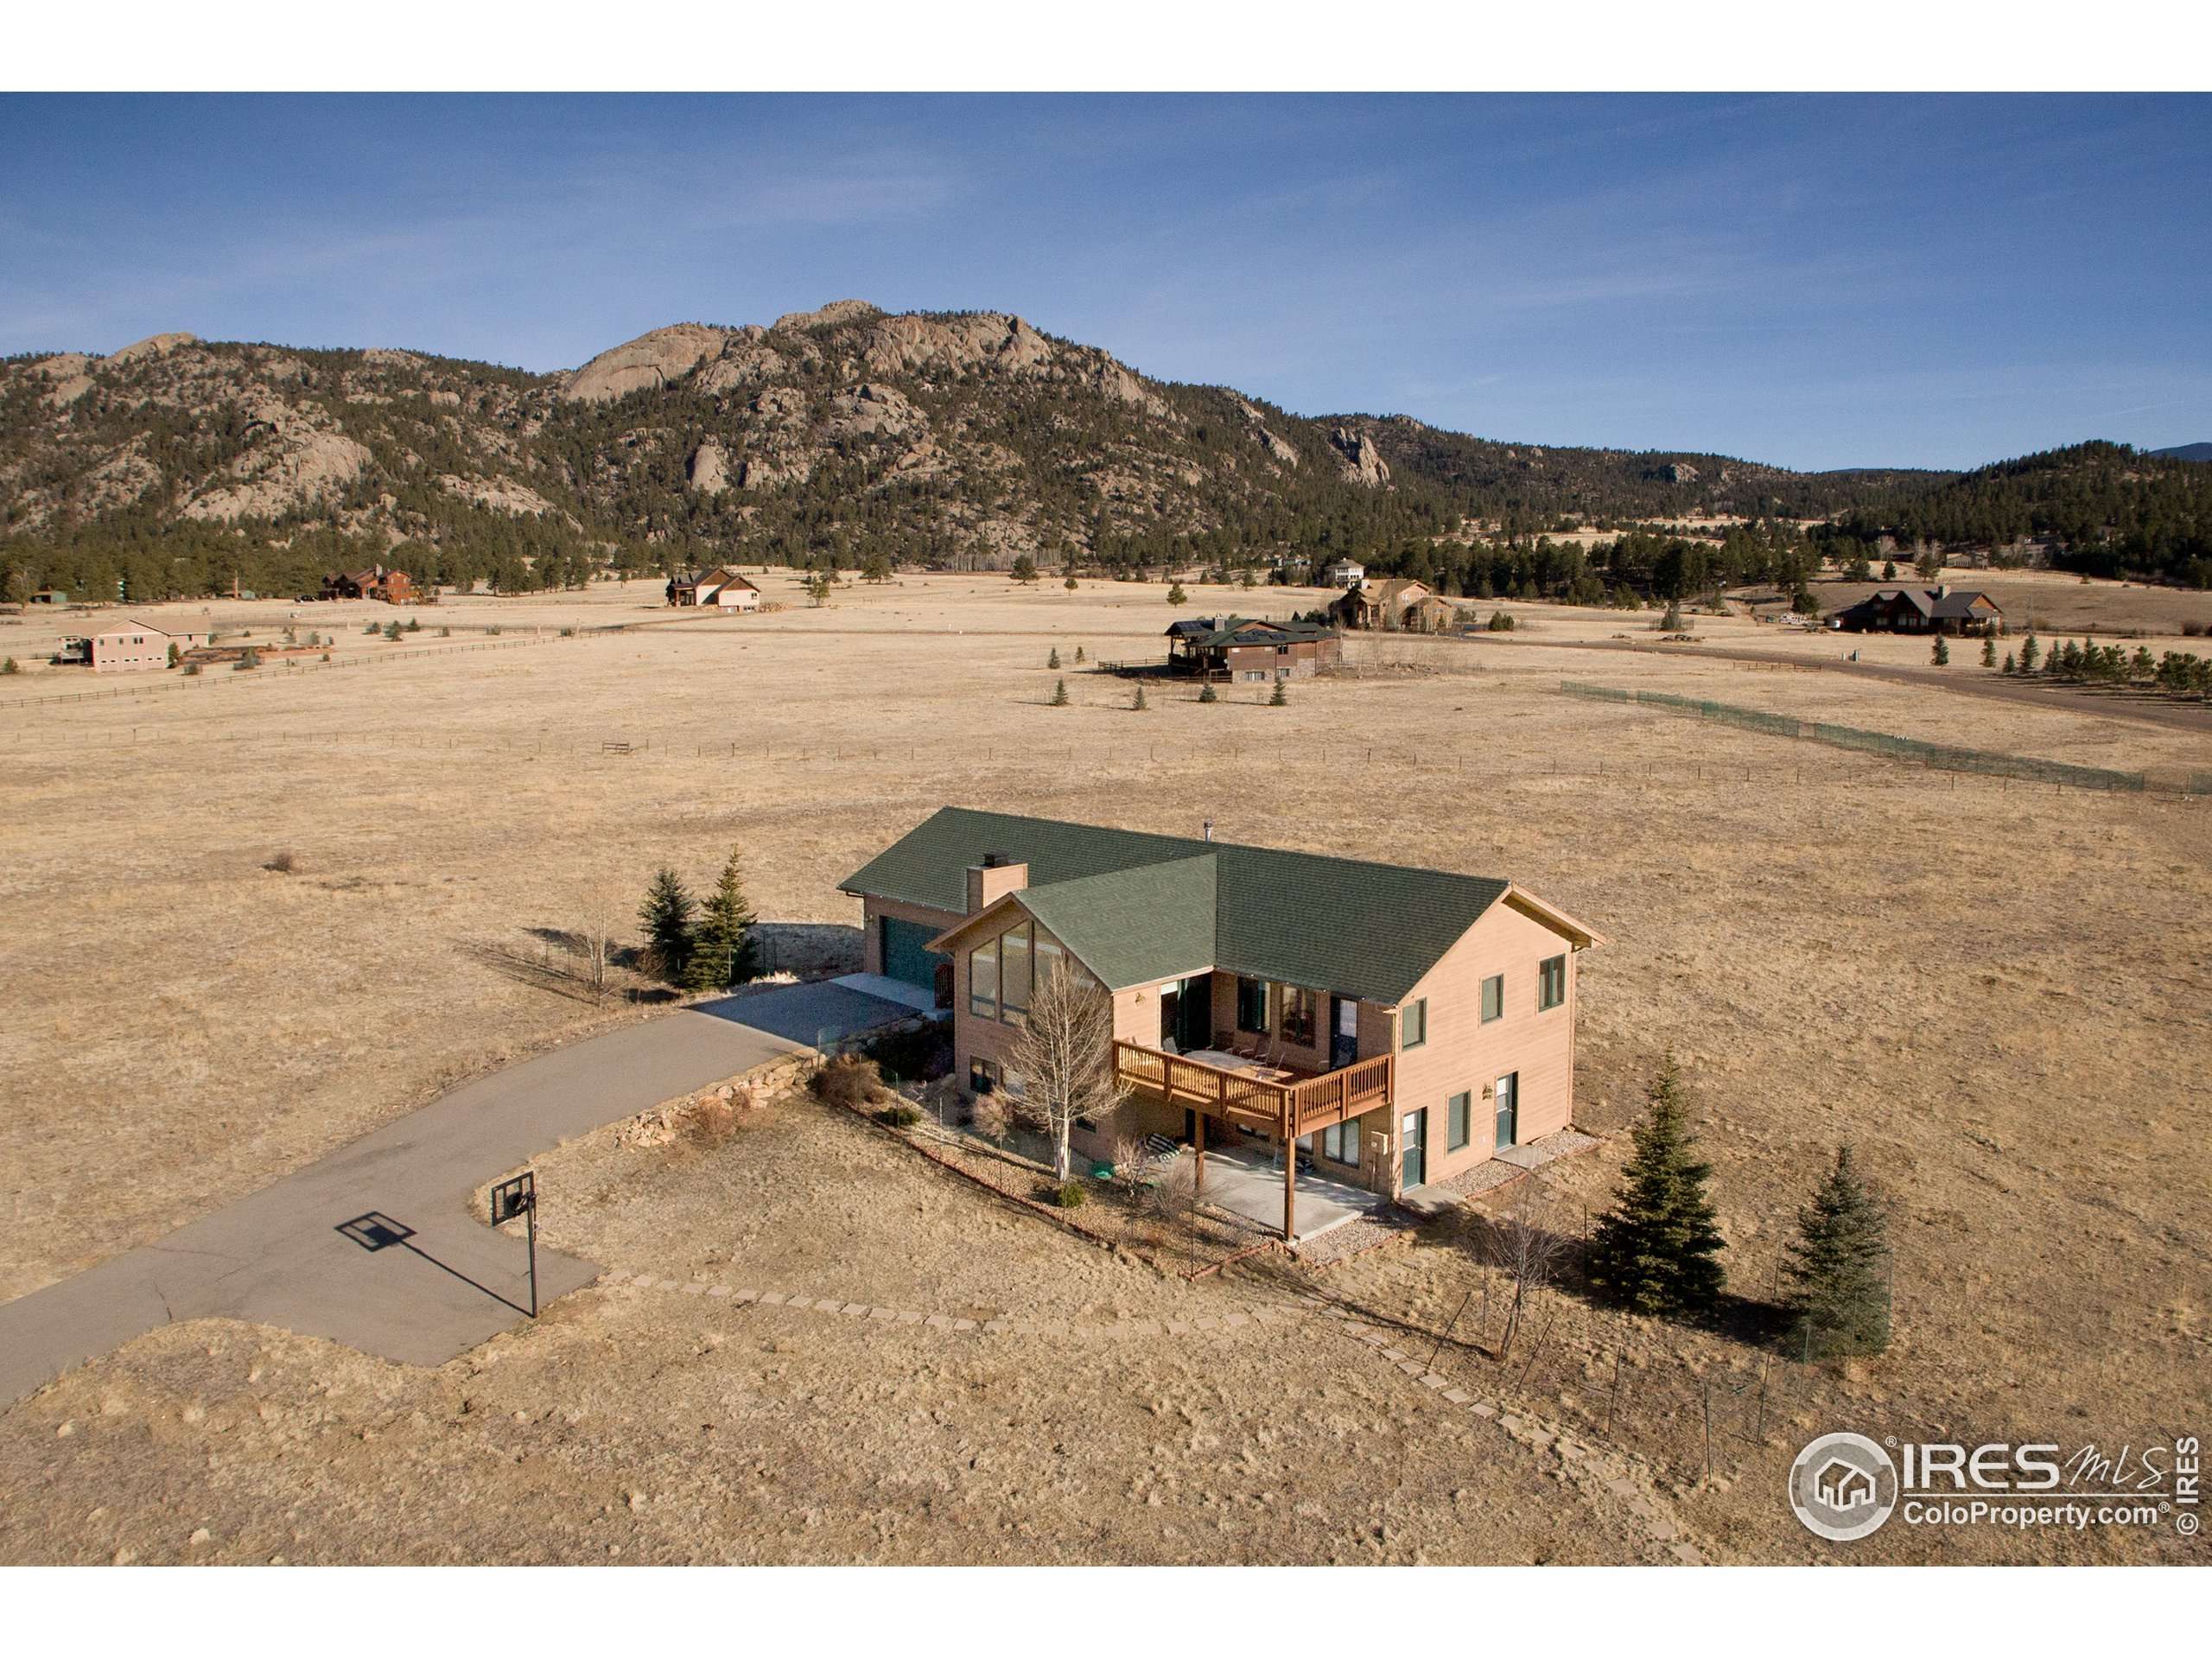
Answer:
1005 962 1127 1181
1480 1181 1572 1360
578 884 620 1002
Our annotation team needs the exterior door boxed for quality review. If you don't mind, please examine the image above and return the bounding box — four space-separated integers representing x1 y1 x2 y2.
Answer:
1402 1109 1427 1190
1494 1071 1518 1150
1158 982 1181 1050
880 916 944 993
1330 996 1358 1069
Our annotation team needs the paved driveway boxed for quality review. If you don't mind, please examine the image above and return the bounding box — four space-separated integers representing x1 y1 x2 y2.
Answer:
0 982 917 1407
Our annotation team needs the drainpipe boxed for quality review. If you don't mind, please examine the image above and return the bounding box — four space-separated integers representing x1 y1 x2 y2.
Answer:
1202 819 1214 842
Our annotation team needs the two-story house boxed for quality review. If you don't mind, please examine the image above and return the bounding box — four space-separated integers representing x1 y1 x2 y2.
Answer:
839 808 1603 1236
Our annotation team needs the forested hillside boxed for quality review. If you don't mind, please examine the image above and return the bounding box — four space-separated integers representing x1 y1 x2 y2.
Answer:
3 303 2199 603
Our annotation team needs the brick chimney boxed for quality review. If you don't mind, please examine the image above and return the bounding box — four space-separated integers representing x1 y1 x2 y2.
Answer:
965 853 1029 914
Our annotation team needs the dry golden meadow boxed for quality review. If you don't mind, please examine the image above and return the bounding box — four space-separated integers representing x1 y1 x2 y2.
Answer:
1 570 2206 1563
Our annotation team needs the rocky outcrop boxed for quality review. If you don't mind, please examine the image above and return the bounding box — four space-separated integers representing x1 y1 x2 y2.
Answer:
1329 425 1391 488
687 441 731 495
1236 398 1300 467
1663 461 1700 485
823 383 924 441
179 403 371 521
108 332 199 365
560 323 729 402
772 299 883 333
435 474 561 518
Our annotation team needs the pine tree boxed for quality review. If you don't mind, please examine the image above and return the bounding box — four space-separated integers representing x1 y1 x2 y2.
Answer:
1166 582 1188 606
1050 677 1069 706
1047 646 1061 669
1782 1146 1891 1359
1980 636 1997 668
1073 645 1086 664
1585 1053 1727 1317
686 847 759 993
2002 652 2016 674
1131 683 1147 710
1931 636 1949 665
2018 633 2040 672
1268 677 1288 706
1198 680 1217 703
639 868 696 986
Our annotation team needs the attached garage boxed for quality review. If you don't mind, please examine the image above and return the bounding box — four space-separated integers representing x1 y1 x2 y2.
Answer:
879 914 950 997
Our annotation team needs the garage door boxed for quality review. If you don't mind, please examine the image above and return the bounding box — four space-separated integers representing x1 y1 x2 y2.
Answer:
880 916 947 992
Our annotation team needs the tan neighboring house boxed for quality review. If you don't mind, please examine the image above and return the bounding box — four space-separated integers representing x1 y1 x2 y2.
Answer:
1332 577 1439 631
667 567 761 609
840 809 1603 1236
56 621 207 673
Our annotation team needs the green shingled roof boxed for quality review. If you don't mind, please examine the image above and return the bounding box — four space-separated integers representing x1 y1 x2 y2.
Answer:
840 807 1511 1004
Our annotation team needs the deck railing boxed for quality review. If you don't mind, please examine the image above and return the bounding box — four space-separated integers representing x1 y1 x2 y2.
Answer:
1112 1041 1392 1135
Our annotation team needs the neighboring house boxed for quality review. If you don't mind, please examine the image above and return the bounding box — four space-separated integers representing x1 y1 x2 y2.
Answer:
1162 615 1342 681
840 809 1603 1235
1332 577 1437 631
56 621 207 672
1828 585 2003 635
1320 558 1365 588
322 566 416 604
667 567 760 608
29 589 67 606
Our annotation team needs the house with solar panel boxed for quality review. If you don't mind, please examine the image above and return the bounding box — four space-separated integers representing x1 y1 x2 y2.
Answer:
839 809 1603 1235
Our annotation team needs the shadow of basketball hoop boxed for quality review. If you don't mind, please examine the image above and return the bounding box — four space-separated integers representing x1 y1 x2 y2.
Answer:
334 1211 531 1318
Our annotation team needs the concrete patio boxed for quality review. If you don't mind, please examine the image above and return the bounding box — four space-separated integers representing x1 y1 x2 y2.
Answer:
1181 1144 1387 1243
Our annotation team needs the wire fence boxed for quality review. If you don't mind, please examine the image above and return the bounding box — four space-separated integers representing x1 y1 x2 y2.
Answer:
1560 680 2194 795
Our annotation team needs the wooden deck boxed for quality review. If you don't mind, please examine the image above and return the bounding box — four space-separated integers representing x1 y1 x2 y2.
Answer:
1111 1041 1392 1136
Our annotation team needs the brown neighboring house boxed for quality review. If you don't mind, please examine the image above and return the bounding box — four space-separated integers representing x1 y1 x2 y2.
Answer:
841 809 1603 1236
1829 584 2002 635
1332 577 1440 631
1163 615 1341 682
322 566 416 604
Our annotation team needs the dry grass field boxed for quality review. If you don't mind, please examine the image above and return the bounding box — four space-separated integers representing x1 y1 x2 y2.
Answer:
2 571 2207 1563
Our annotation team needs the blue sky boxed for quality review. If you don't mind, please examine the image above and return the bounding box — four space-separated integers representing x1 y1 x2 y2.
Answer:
2 93 2206 471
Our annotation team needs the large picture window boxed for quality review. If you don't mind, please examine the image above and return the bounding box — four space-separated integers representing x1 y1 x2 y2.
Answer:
1001 924 1032 1022
1236 975 1268 1033
969 934 999 1019
1320 1116 1361 1166
1538 954 1567 1011
1280 985 1317 1047
1033 931 1065 996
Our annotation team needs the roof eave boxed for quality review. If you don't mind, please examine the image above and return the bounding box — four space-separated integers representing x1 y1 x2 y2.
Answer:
1502 885 1609 949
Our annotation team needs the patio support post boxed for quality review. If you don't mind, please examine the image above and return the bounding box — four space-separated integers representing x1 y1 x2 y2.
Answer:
1282 1116 1296 1242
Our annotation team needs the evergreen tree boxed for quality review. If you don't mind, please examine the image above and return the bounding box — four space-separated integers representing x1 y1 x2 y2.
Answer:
1980 636 1997 668
1931 636 1949 665
1782 1146 1892 1359
1050 677 1069 706
1881 559 1897 581
2018 632 2041 672
1585 1053 1727 1317
1131 682 1147 711
1166 582 1188 606
1074 645 1086 664
2002 652 2016 674
1064 575 1078 591
686 847 759 993
1010 556 1039 584
1198 680 1217 703
1268 677 1289 706
639 868 696 986
1047 646 1060 669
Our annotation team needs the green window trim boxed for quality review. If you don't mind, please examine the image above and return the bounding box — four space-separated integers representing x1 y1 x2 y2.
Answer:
1447 1090 1471 1151
1480 973 1503 1024
1402 997 1427 1050
1538 954 1567 1012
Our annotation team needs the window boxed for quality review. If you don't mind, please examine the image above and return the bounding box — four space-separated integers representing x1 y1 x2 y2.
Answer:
969 934 999 1019
1320 1116 1362 1166
1033 931 1065 997
1447 1091 1471 1151
1236 976 1268 1033
1402 998 1427 1049
1538 954 1567 1012
1481 974 1503 1023
968 1057 998 1094
1280 985 1317 1047
1240 670 1268 683
1001 924 1032 1022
